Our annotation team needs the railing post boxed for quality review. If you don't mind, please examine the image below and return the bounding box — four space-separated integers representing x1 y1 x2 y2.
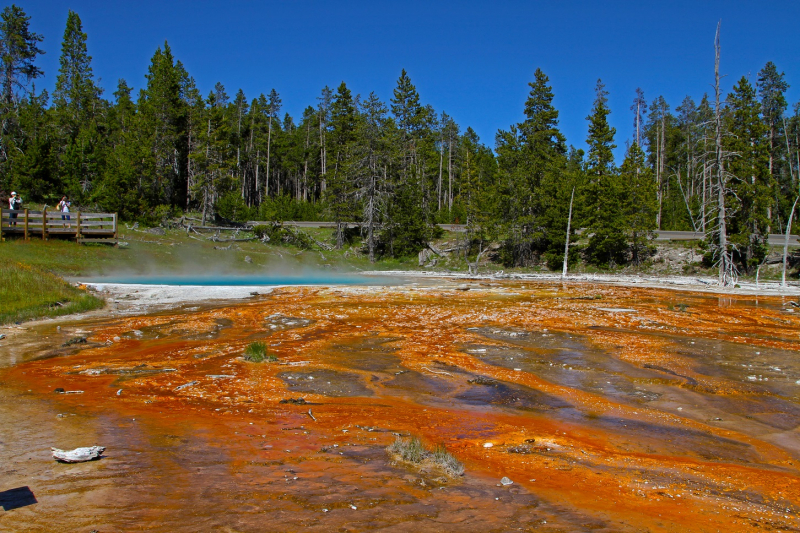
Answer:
24 208 29 240
76 211 81 242
42 207 47 241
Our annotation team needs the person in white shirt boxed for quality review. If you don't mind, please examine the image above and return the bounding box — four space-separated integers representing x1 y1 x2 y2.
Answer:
8 191 21 226
57 195 71 227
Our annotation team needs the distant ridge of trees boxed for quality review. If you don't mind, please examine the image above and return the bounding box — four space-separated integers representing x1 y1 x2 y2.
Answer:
2 7 799 280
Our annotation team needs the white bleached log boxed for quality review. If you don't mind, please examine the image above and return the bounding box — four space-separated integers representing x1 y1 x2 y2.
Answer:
51 446 105 463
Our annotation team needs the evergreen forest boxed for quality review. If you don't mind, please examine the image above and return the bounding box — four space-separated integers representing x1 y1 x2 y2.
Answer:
2 7 799 279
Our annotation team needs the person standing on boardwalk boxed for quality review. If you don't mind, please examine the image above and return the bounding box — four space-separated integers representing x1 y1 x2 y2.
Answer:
58 196 71 227
8 191 22 226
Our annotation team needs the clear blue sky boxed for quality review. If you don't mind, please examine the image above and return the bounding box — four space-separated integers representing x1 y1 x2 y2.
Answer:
15 1 800 159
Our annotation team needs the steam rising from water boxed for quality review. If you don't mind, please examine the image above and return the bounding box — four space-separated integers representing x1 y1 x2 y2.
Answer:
85 273 382 286
79 240 405 286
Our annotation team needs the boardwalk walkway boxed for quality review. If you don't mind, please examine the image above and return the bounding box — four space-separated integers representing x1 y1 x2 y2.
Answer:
1 208 118 245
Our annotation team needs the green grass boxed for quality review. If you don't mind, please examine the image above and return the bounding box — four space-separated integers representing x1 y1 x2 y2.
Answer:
243 341 277 363
387 435 464 477
0 261 104 324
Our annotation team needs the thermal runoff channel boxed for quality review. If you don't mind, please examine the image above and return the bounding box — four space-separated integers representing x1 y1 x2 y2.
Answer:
2 281 799 532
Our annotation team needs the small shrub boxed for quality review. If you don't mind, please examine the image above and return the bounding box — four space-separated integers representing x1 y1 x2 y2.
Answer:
251 223 313 249
432 444 465 476
252 225 271 240
387 435 464 478
389 435 425 463
243 341 277 363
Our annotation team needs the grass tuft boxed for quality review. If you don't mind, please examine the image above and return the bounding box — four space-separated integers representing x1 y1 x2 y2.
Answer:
387 435 464 478
243 341 277 363
0 261 104 325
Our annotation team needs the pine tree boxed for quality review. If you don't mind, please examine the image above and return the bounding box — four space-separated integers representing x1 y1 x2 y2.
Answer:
391 69 425 137
136 42 186 208
53 10 105 199
326 81 358 248
94 79 143 218
354 92 390 262
13 88 55 199
264 88 281 198
757 62 788 179
182 74 205 211
0 4 45 190
192 84 234 224
496 68 566 266
757 61 789 227
621 143 657 265
385 69 430 257
584 79 626 267
725 76 771 273
0 4 43 106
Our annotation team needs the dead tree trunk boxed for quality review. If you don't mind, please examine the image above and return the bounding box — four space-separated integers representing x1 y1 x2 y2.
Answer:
782 119 799 287
714 21 736 286
562 186 575 279
782 196 799 287
465 242 486 275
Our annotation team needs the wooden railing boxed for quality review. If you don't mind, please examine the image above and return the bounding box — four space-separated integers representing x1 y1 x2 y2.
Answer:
0 208 117 244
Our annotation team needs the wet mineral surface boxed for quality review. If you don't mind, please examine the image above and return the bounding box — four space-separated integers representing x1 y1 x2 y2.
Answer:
1 281 799 532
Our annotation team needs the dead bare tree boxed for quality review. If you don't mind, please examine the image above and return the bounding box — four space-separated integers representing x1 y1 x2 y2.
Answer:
710 21 738 286
562 186 575 278
782 117 799 286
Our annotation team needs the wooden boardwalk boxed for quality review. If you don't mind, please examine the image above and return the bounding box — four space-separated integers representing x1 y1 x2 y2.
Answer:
1 208 118 244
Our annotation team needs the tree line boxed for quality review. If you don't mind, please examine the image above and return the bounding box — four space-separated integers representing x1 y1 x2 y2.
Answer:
1 7 798 279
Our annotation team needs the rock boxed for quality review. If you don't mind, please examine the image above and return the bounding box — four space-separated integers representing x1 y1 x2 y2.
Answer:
500 476 513 486
508 445 533 454
53 387 65 393
146 227 166 235
483 442 493 448
279 397 307 404
244 255 252 263
51 446 105 463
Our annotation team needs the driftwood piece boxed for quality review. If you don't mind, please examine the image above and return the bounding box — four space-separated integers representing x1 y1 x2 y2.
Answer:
422 366 452 376
174 381 198 391
51 446 105 463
